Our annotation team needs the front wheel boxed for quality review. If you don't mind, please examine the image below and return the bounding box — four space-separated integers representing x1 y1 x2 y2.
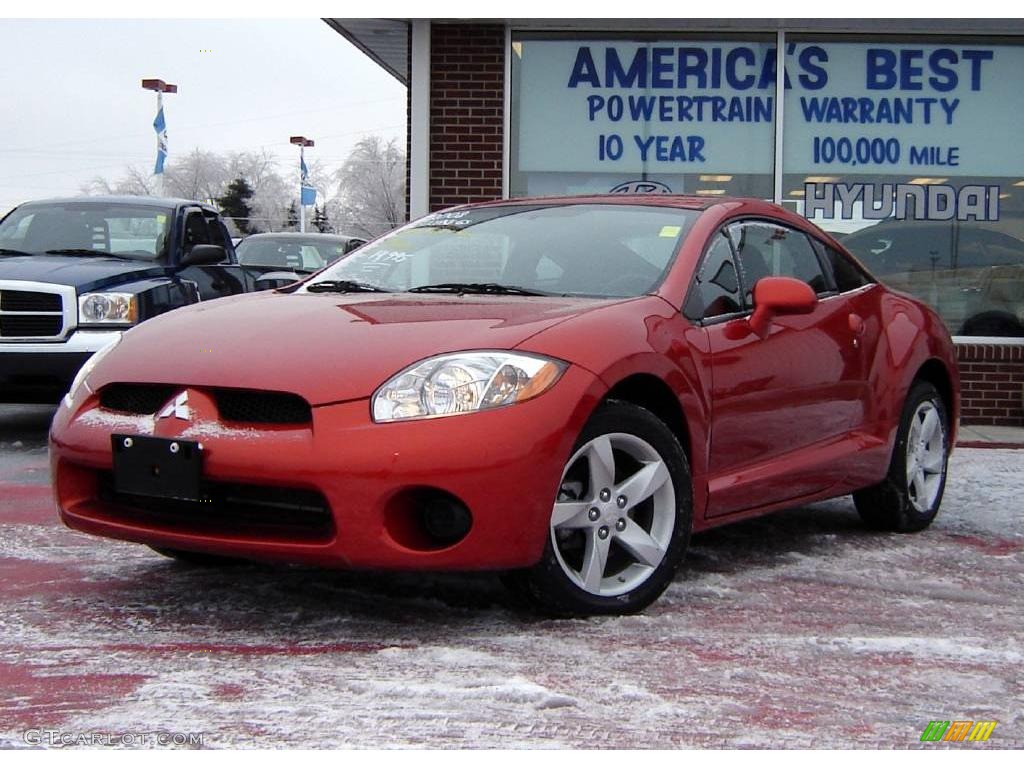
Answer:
506 400 692 617
853 381 950 532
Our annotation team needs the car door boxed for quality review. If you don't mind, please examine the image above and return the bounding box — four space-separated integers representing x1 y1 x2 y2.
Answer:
698 219 873 517
176 208 252 299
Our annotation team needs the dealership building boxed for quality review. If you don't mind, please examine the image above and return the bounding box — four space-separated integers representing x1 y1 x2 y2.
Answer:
327 18 1024 426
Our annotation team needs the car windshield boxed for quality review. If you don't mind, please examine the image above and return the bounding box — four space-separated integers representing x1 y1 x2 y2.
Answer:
236 237 345 272
308 203 696 298
0 202 174 261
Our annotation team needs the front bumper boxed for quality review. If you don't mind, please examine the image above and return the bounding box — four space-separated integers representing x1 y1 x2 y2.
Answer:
51 364 603 570
0 331 123 403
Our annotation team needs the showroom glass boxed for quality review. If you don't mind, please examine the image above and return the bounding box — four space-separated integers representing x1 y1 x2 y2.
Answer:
317 204 697 298
0 202 173 260
509 36 776 200
780 39 1024 338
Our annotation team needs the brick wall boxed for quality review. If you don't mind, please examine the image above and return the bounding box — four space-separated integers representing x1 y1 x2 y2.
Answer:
957 342 1024 426
428 23 504 212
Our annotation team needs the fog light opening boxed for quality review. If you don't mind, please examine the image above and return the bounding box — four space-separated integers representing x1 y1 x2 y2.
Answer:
421 494 473 546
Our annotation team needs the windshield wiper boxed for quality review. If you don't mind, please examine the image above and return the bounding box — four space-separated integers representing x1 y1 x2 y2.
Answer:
306 279 390 293
408 282 550 296
45 248 135 261
0 248 31 256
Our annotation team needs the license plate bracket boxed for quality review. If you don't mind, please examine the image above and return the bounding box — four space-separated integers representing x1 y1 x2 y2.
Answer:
112 434 203 501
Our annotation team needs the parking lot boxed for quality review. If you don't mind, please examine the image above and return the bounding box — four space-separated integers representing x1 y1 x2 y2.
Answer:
1 403 1021 748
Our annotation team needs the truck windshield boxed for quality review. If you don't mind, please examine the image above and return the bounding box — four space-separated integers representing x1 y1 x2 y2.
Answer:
0 202 174 261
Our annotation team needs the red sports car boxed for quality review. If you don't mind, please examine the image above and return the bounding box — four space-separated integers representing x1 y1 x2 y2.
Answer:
50 196 959 616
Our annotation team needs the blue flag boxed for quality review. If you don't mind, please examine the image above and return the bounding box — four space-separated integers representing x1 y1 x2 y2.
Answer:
300 155 316 206
153 105 168 175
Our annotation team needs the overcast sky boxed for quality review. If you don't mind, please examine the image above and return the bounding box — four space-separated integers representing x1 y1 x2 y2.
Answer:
0 18 406 214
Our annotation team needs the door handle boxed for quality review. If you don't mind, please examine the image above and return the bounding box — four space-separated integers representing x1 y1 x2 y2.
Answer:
848 313 865 348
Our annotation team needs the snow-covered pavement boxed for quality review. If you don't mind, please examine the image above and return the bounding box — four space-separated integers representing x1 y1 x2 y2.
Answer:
1 405 1021 748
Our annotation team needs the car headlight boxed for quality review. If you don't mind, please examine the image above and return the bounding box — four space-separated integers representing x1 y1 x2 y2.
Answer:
62 337 121 409
372 351 566 423
78 292 138 325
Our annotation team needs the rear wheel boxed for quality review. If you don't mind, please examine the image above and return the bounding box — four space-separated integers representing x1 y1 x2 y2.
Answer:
507 401 692 617
853 381 949 532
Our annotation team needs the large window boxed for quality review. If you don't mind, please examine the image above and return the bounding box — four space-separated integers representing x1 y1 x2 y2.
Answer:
781 40 1024 338
510 36 776 201
509 32 1024 338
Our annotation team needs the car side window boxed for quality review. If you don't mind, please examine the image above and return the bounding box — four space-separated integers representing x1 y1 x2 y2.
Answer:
684 231 741 321
814 241 873 293
182 211 213 253
728 221 830 307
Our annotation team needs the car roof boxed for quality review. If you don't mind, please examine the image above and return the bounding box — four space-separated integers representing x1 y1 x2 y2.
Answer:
238 232 364 242
15 195 215 213
450 194 719 211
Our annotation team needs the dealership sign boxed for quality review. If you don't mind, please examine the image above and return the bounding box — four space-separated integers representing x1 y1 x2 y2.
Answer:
516 40 1024 178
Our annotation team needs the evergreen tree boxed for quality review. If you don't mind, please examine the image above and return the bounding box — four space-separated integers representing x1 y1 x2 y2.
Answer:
285 200 299 231
312 204 331 233
216 177 256 234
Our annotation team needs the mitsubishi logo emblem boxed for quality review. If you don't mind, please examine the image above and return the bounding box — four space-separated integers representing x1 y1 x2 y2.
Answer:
157 391 190 420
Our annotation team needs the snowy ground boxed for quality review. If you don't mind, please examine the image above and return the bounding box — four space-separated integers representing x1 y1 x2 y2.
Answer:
0 404 1021 748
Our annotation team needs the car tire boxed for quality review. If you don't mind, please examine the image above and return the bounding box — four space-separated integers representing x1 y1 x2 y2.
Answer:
149 546 243 566
506 400 692 617
853 381 950 533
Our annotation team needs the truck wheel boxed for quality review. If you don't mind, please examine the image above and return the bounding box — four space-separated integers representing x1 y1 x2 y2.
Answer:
853 381 950 533
506 400 692 617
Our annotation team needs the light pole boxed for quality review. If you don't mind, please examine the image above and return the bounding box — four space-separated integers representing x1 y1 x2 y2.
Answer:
290 135 315 233
142 79 177 198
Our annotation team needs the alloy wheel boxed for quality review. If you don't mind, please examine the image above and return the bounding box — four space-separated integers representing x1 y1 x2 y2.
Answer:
549 432 675 597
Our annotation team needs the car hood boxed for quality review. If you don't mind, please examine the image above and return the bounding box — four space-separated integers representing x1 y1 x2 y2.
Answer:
90 290 628 405
0 255 165 291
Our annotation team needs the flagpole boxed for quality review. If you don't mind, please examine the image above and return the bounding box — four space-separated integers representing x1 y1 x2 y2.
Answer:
155 91 164 198
142 79 177 199
299 145 306 234
290 135 315 234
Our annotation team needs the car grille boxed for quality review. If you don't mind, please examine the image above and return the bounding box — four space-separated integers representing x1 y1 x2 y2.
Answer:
99 384 312 425
0 290 63 312
100 384 180 415
0 315 63 337
97 473 335 543
0 286 65 339
213 389 312 424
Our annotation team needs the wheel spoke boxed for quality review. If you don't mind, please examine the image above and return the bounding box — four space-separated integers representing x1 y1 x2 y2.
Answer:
551 500 594 529
908 416 922 447
615 460 669 510
614 519 666 567
580 530 610 591
585 436 616 494
911 469 927 502
921 449 945 473
920 407 940 445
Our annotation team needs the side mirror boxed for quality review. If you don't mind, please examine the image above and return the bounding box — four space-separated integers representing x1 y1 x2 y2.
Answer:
179 244 226 267
748 276 817 338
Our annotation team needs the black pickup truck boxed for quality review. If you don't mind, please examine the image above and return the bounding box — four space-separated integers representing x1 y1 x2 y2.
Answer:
0 196 302 403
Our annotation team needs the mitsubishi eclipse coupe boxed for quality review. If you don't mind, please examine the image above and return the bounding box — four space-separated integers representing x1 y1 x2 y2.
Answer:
50 196 959 616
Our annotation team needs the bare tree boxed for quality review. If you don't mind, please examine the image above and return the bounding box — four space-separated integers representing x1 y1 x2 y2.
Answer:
162 148 228 202
81 165 155 196
333 137 406 238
